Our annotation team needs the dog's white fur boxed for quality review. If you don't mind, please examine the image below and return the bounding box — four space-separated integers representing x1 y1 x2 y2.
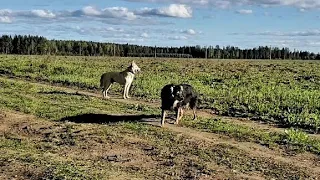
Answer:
100 61 141 99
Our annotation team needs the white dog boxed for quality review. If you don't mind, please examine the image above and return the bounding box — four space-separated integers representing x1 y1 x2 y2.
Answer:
100 61 141 99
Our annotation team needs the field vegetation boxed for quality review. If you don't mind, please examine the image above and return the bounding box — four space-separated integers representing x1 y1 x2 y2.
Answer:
1 55 319 132
1 55 320 179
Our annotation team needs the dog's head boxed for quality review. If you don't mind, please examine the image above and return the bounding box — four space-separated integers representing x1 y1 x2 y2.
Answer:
128 61 141 74
171 85 184 101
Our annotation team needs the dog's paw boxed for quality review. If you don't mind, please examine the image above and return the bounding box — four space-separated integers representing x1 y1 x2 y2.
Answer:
126 96 131 99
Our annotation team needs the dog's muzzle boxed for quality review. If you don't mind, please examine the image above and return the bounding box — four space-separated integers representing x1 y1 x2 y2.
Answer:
175 94 184 101
134 68 141 74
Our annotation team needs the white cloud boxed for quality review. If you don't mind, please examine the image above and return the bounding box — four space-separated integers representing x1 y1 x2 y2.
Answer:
0 4 192 24
236 9 253 14
106 27 124 32
245 30 320 36
290 30 320 36
72 6 137 20
158 4 192 18
169 35 188 40
57 25 156 42
31 10 56 18
214 1 231 9
82 6 101 16
0 16 12 23
276 0 320 9
0 9 56 19
268 39 320 50
229 30 320 52
113 37 145 43
0 9 12 16
307 41 320 46
136 4 192 18
299 8 306 12
141 32 149 38
183 29 196 35
125 0 320 9
0 7 138 22
102 7 137 20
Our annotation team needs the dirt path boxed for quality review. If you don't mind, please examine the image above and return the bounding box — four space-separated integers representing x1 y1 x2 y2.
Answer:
145 119 320 175
0 76 307 138
0 110 258 179
1 109 320 179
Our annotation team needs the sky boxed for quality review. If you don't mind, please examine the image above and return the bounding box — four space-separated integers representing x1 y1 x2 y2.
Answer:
0 0 320 53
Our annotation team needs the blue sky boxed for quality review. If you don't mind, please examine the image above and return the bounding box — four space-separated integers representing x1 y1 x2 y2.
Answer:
0 0 320 53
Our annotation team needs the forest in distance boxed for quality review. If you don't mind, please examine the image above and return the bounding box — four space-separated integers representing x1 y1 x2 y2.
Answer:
0 34 320 60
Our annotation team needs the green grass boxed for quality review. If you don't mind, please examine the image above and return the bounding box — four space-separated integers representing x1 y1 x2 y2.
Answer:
0 75 318 179
1 55 320 132
1 55 320 156
115 122 312 179
1 127 144 179
2 121 313 179
0 77 158 121
181 116 320 154
1 77 320 155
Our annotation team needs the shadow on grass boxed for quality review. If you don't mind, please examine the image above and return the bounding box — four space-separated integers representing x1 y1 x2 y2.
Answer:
39 90 89 97
59 113 161 124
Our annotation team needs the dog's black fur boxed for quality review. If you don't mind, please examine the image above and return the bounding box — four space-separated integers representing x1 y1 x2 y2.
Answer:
160 83 198 126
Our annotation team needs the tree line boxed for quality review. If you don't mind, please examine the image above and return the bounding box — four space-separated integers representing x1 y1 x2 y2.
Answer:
0 34 319 60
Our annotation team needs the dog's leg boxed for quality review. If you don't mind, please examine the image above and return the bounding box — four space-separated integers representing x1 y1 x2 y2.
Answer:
102 88 106 98
123 83 128 99
102 87 108 99
179 108 184 121
126 82 132 99
161 110 166 127
190 98 197 120
103 82 112 99
175 108 181 125
192 108 197 120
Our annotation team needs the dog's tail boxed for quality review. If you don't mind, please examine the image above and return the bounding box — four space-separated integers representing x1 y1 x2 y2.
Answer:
196 93 205 108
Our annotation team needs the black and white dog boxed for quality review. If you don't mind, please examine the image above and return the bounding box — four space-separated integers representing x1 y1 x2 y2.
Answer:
160 83 198 127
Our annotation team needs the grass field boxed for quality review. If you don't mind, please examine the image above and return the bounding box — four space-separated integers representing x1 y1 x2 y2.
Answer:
1 55 320 132
1 55 320 179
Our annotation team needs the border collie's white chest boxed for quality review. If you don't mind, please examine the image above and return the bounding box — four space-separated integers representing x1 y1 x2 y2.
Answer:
125 72 135 81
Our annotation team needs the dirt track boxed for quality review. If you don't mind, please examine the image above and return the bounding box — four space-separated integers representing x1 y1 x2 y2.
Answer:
1 108 320 179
